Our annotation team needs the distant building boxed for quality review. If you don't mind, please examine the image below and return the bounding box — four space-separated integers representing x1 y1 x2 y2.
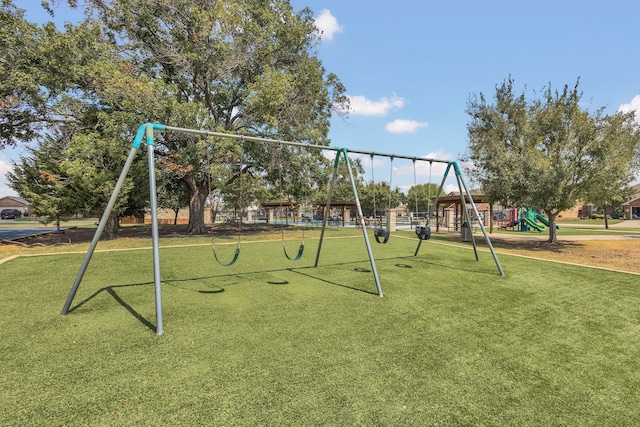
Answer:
0 196 32 214
622 183 640 220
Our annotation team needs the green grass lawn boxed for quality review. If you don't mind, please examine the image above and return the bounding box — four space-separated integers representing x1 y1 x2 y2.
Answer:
1 230 639 425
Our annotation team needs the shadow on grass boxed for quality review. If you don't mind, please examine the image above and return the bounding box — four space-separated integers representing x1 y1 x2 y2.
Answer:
168 262 381 295
64 253 497 331
381 253 502 277
287 265 379 296
68 283 157 332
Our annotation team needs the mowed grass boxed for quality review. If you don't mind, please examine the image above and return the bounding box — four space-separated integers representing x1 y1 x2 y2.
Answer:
1 230 639 425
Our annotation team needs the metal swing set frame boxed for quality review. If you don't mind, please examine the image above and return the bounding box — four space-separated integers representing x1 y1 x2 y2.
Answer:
60 123 504 335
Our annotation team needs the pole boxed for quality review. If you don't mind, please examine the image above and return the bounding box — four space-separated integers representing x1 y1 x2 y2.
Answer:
415 163 451 257
455 171 479 261
162 125 451 165
342 149 383 297
146 126 164 334
61 145 140 315
454 162 505 276
314 151 340 267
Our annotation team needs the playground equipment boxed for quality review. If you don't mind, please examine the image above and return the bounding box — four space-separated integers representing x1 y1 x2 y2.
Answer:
413 159 433 246
207 139 243 266
534 213 559 229
61 123 504 334
517 208 558 232
277 147 306 262
281 216 305 261
369 154 392 244
499 207 558 232
521 209 545 232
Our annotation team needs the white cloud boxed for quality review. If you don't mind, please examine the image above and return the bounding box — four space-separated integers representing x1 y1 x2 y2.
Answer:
444 183 459 194
619 94 640 125
347 94 405 117
385 119 428 134
314 9 343 41
321 148 337 160
394 151 453 179
349 153 384 169
0 158 18 198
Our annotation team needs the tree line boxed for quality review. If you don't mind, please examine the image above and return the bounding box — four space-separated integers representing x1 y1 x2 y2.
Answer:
4 2 637 244
2 1 441 235
3 0 348 236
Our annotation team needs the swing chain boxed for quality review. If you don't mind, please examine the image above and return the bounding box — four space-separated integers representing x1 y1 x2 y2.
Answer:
208 137 243 267
370 154 391 244
277 144 305 261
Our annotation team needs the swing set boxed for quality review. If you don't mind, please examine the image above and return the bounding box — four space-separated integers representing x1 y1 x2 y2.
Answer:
206 139 243 267
369 154 393 244
274 146 306 262
205 138 307 265
60 123 504 334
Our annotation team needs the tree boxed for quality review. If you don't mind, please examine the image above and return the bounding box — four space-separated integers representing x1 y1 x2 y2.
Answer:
314 156 365 203
360 182 403 218
582 112 640 228
4 7 168 237
80 0 348 234
0 2 61 148
8 133 78 227
466 77 640 244
156 156 194 225
406 183 445 216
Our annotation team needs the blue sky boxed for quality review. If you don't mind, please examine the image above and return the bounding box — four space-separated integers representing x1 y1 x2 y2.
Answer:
2 0 640 197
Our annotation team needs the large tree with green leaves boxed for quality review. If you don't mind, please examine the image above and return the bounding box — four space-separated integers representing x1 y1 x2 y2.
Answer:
9 127 150 236
76 0 348 234
3 4 169 236
359 182 403 218
8 132 79 227
406 183 445 216
466 77 640 243
0 1 43 148
582 112 640 228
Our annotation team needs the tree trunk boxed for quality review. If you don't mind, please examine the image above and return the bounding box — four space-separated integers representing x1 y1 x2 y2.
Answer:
604 210 609 229
104 214 119 240
546 210 558 244
184 174 209 234
186 191 208 234
210 204 219 224
173 208 179 225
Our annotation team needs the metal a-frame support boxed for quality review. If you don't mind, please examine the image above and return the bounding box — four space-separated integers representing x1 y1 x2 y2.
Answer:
61 123 166 334
314 148 383 297
414 161 504 276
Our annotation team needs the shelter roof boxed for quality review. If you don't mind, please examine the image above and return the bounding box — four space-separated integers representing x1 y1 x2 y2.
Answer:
261 201 297 208
315 201 357 207
435 194 485 205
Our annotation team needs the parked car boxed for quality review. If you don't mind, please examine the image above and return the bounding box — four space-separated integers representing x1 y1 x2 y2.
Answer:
1 209 22 219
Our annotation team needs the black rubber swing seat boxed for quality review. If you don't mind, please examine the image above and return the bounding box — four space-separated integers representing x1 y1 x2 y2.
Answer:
415 226 431 241
374 228 390 244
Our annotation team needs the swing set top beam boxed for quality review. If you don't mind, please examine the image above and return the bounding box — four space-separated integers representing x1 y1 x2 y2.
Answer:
135 123 455 167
